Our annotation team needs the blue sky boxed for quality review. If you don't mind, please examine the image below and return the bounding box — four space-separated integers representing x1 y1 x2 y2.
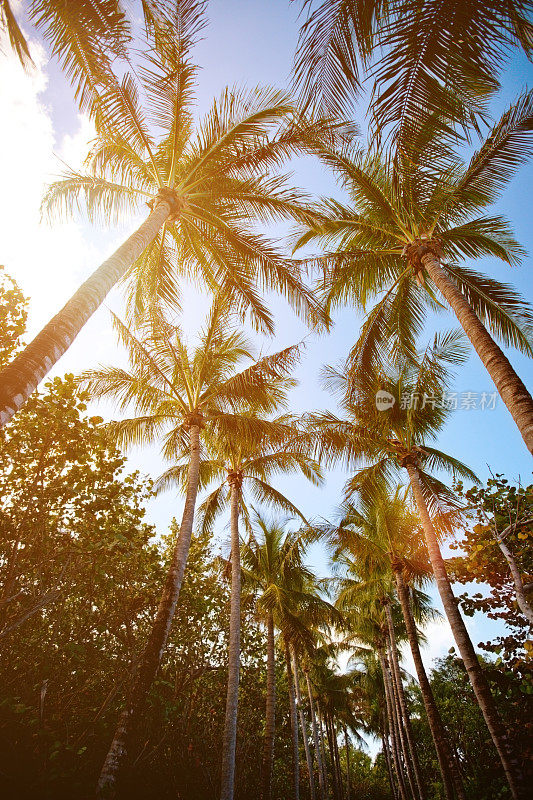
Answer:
1 0 532 677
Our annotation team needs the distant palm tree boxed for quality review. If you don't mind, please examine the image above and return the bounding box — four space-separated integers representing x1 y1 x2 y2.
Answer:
329 494 466 800
161 416 322 800
0 0 325 428
241 515 334 800
310 333 525 799
296 95 533 452
78 303 303 798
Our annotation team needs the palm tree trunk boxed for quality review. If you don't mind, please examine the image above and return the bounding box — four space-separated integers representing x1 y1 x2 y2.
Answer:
318 709 330 798
421 250 533 454
0 198 174 429
292 651 316 800
343 725 351 800
96 422 201 799
382 716 399 800
325 714 340 800
284 640 300 800
394 567 465 800
384 603 426 800
220 481 242 800
387 637 418 800
332 720 344 800
261 611 276 800
378 647 409 800
406 461 526 800
305 668 327 800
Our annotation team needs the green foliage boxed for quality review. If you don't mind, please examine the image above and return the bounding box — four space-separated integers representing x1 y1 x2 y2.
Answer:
449 475 533 675
0 266 27 369
412 655 532 799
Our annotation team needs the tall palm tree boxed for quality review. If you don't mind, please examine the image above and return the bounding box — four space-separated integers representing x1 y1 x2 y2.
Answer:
240 515 335 800
310 333 526 799
292 0 533 152
77 303 303 798
161 417 322 800
0 0 326 428
296 95 533 452
330 494 466 800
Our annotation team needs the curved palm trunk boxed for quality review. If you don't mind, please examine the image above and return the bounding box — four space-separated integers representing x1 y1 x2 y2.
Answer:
318 709 330 798
305 668 327 800
378 647 409 800
96 422 201 799
284 640 300 800
384 603 426 800
421 251 533 454
292 651 316 800
332 721 344 800
406 462 526 800
0 199 173 429
261 611 276 800
394 568 465 800
220 482 242 800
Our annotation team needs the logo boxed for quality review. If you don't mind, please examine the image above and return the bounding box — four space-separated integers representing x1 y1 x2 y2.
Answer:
375 390 395 411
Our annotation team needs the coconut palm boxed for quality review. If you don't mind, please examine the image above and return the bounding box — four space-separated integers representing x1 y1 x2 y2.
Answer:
0 0 327 428
77 303 304 798
329 494 466 800
296 94 533 453
240 515 335 800
333 558 426 800
309 333 526 799
292 0 533 151
160 416 322 800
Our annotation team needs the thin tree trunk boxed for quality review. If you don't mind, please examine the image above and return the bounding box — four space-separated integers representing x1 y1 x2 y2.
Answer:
285 639 300 800
220 481 242 800
378 647 409 800
382 717 399 800
325 714 340 800
0 199 173 428
344 725 351 800
384 603 425 800
318 709 330 799
332 721 344 800
494 532 533 625
421 251 533 454
96 422 201 799
261 611 276 800
292 651 316 800
406 461 526 800
387 637 418 800
305 668 327 800
394 567 465 800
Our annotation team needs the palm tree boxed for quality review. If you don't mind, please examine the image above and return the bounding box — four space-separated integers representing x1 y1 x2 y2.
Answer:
0 0 326 428
240 515 335 800
333 558 426 800
161 416 322 800
330 494 466 800
310 333 526 799
296 95 533 452
77 303 303 798
292 0 533 151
